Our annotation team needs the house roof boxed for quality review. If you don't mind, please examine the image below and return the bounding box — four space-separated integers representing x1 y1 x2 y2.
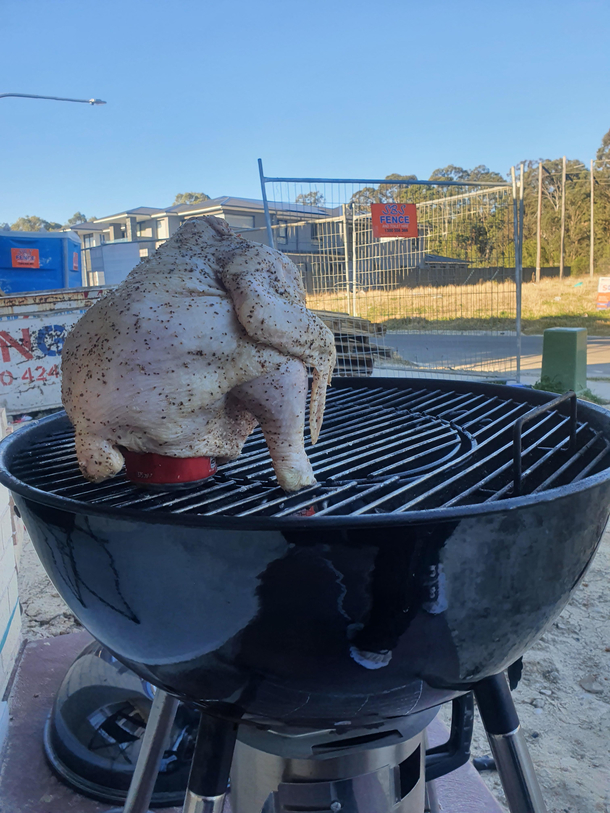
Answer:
62 221 107 232
171 196 331 218
69 196 333 228
167 197 269 214
93 207 166 223
126 206 166 216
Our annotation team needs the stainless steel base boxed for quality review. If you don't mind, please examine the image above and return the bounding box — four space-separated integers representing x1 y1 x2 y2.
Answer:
230 732 426 813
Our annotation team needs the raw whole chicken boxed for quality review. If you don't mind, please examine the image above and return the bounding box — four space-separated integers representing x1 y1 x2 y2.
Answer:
61 216 336 492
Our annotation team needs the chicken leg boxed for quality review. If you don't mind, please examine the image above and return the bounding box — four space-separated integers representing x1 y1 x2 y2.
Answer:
232 357 315 492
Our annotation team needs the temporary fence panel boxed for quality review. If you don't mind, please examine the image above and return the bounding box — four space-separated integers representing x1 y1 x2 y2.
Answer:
258 163 522 381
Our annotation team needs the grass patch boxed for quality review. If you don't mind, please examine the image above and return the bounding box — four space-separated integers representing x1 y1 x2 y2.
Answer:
532 377 608 405
306 276 610 335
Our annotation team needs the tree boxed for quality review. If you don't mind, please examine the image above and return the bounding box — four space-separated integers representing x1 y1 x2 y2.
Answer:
173 192 210 206
429 165 470 182
348 168 511 263
350 174 420 212
375 174 420 203
467 165 506 184
295 191 325 207
429 165 505 184
519 158 591 271
10 215 62 232
596 128 610 168
65 212 89 226
593 131 610 270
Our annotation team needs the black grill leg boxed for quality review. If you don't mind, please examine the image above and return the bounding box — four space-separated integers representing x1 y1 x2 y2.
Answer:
474 673 547 813
182 713 237 813
106 688 180 813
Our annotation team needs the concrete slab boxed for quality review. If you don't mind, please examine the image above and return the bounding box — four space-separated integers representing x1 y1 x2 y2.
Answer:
0 631 160 813
427 718 504 812
0 632 503 813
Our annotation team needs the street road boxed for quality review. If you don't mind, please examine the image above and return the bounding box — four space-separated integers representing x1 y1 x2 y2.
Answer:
385 333 610 378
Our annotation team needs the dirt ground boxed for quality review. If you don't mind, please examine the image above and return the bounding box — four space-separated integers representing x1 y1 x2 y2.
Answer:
466 526 610 813
17 527 610 813
17 535 83 640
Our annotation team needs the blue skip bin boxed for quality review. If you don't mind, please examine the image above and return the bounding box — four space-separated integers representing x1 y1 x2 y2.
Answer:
0 230 82 294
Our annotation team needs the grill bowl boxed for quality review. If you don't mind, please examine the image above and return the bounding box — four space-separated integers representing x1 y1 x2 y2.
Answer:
2 377 609 731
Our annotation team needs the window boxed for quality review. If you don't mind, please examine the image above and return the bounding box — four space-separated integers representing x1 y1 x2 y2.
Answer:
311 223 320 243
137 222 152 238
277 221 288 245
83 233 94 248
156 220 165 238
225 214 255 230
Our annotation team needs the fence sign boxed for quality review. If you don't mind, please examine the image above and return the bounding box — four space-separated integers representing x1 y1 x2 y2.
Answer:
11 248 40 269
371 203 418 239
596 277 610 310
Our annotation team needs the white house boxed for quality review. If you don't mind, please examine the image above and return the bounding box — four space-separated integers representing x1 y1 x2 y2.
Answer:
65 197 333 286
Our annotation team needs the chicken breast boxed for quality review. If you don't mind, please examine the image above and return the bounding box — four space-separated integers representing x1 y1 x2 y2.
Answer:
61 216 336 492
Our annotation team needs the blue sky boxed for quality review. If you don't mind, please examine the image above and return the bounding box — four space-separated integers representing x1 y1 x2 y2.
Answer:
1 0 609 225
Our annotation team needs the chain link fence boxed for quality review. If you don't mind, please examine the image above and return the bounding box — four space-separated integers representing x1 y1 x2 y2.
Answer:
257 165 521 380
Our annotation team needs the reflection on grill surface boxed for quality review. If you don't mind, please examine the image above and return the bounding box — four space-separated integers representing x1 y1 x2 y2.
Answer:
11 384 610 518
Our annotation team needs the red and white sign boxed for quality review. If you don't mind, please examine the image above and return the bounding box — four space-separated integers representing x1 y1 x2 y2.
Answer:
596 277 610 310
0 287 108 412
0 314 82 412
11 248 40 268
371 203 418 239
73 252 79 271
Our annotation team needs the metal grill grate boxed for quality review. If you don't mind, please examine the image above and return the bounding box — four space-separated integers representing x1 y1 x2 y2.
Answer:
9 383 610 518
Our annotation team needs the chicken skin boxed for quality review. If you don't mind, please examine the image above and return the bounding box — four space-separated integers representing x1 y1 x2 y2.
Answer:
61 216 336 492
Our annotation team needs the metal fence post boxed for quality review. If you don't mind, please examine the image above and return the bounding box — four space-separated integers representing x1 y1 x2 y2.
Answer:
342 205 355 317
511 167 521 383
351 216 357 319
517 164 524 384
560 156 566 280
590 159 595 277
258 159 275 250
536 163 543 284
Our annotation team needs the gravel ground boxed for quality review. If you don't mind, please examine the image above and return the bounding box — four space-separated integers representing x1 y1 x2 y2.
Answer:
17 526 610 812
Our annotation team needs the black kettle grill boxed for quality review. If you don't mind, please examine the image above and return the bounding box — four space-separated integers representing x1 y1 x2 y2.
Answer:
2 377 609 813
